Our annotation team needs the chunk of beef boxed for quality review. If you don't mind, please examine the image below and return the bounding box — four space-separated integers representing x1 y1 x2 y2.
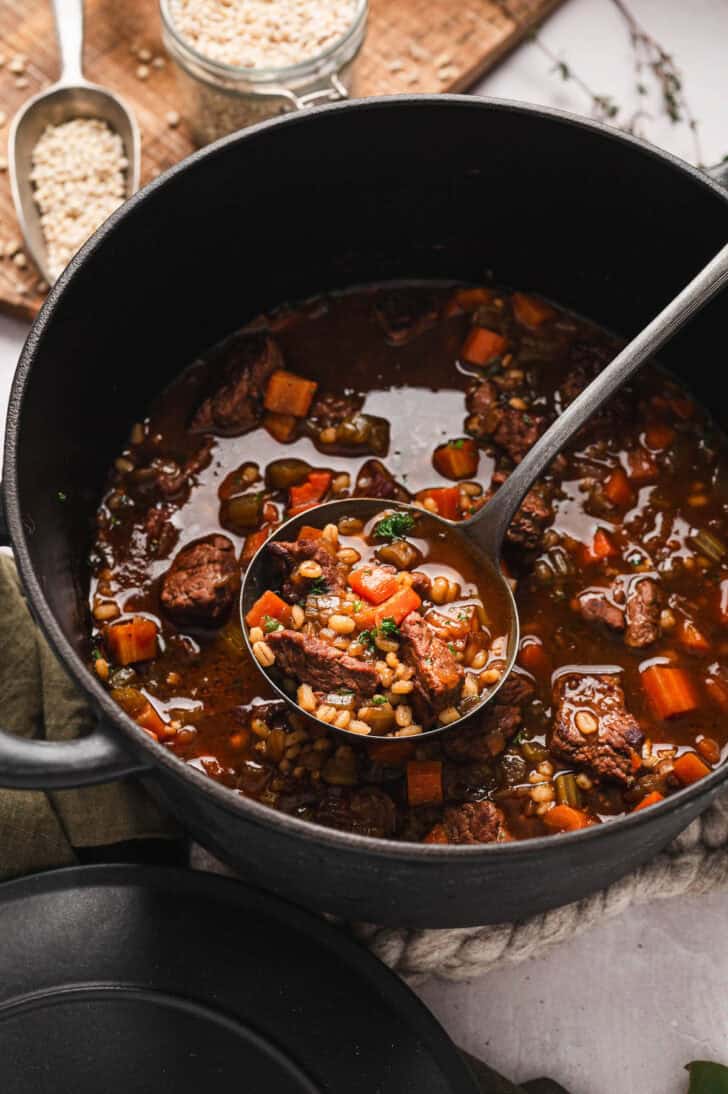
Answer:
466 381 546 463
315 786 396 839
438 801 511 845
399 614 463 727
267 538 346 601
374 290 438 345
442 672 534 763
625 577 663 649
144 503 179 559
575 576 662 649
156 438 214 499
354 459 410 502
161 534 237 625
267 629 379 701
576 586 626 632
489 470 553 550
308 391 364 428
550 672 644 784
559 342 630 430
442 760 496 802
190 334 282 436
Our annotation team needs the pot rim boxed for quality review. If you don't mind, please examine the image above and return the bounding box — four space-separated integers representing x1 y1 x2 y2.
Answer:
6 93 728 861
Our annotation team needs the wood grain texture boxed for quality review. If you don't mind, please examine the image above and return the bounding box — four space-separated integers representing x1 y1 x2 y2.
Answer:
0 0 562 320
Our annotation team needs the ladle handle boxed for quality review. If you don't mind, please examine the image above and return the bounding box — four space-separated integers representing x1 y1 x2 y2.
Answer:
52 0 85 84
466 241 728 558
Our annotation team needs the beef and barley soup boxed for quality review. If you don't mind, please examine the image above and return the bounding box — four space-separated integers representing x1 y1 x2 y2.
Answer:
88 282 728 844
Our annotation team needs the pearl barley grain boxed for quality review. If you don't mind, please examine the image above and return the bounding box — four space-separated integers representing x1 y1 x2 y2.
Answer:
30 118 127 281
168 0 358 69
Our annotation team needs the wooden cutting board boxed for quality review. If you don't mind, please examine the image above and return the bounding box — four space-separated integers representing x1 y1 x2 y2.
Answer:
0 0 563 320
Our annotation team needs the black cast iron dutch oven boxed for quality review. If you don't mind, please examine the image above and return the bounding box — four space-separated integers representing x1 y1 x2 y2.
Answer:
2 96 728 928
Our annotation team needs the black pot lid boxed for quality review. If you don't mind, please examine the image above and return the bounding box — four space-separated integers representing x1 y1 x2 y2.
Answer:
0 865 480 1094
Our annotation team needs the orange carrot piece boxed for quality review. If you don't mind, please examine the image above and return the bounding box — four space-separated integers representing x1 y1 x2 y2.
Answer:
433 438 479 481
626 448 658 483
673 751 711 786
543 804 592 832
452 287 495 312
245 589 292 629
348 566 400 605
582 528 618 565
677 617 711 654
603 468 633 508
407 760 443 807
418 486 462 521
297 524 324 543
264 369 317 418
518 638 551 680
632 790 665 812
644 423 675 450
461 326 507 366
368 739 417 766
263 411 298 443
641 664 699 720
241 526 273 566
356 586 422 630
106 617 158 666
512 292 555 329
423 824 450 844
288 470 331 515
135 701 169 739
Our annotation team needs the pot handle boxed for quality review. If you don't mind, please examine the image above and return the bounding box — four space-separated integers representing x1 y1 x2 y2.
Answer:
0 718 150 789
0 482 150 789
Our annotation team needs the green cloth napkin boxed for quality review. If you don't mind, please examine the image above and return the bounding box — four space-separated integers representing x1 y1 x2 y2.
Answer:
0 553 178 879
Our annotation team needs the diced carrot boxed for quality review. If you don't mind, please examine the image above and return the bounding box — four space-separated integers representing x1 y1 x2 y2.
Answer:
603 468 633 508
423 824 450 844
418 486 462 521
512 292 555 329
582 528 617 565
673 751 711 786
630 750 643 774
450 286 495 313
245 589 292 629
288 470 331 515
106 617 158 666
241 526 273 567
263 411 298 443
518 638 551 680
644 422 675 451
348 566 400 605
297 524 324 543
407 760 443 807
368 739 417 766
632 790 665 812
461 326 507 366
135 701 170 740
677 617 711 654
355 586 422 630
264 369 317 418
696 735 721 765
641 664 699 720
542 804 592 832
626 448 658 483
433 438 479 480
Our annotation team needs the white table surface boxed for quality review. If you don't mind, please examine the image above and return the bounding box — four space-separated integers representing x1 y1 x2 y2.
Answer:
1 2 727 1090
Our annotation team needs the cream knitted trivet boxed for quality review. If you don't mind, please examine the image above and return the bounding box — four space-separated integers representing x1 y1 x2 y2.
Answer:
191 786 728 983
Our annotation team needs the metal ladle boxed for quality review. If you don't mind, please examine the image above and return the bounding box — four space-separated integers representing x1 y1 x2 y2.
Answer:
8 0 140 286
242 242 728 742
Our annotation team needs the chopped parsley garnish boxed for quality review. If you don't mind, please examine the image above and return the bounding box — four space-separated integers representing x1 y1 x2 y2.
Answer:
358 629 376 649
373 511 416 541
353 599 363 613
628 552 643 567
522 414 533 426
451 438 465 449
57 491 67 502
371 695 387 706
262 615 283 633
309 577 328 595
448 643 457 654
91 646 102 662
379 617 399 637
